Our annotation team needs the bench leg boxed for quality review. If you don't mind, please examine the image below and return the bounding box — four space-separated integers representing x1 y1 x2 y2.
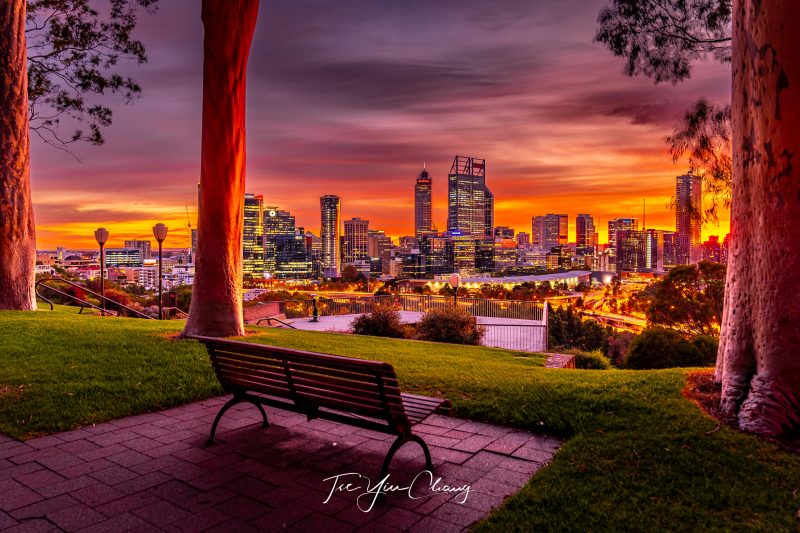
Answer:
379 434 434 480
206 396 270 446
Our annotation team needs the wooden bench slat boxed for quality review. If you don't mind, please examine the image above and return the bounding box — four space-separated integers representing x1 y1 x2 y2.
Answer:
293 391 390 418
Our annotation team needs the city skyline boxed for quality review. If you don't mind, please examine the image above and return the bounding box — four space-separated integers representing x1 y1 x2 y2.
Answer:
29 0 730 249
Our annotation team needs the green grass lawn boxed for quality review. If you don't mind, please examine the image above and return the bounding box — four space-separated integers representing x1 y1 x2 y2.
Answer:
2 306 799 531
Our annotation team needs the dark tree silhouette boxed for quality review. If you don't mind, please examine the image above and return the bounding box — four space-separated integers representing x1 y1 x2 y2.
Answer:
596 0 732 223
599 0 800 436
0 0 156 311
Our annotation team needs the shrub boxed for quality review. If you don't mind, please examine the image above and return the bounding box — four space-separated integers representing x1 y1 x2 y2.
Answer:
350 307 406 339
417 307 485 345
573 350 612 370
691 334 719 367
603 331 636 366
624 327 704 369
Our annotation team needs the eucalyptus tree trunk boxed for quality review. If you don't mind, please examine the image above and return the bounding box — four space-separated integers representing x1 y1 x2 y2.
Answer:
716 0 800 436
0 0 36 311
183 0 259 337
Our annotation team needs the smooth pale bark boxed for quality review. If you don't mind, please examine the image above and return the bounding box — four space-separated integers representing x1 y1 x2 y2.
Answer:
182 0 259 337
717 0 800 435
0 0 36 311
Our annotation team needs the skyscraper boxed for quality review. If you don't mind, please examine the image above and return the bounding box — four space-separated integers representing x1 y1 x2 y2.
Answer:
608 218 639 249
320 195 341 278
243 193 264 278
447 156 489 237
124 240 152 260
575 214 596 256
533 214 568 251
484 186 494 237
676 173 702 264
343 217 370 266
263 207 296 275
414 167 432 238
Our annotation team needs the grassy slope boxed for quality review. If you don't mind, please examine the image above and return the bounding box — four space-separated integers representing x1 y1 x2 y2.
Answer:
1 307 800 531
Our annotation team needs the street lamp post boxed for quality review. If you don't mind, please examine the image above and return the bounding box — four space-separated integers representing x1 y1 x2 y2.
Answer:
94 228 109 316
153 223 168 319
449 273 460 307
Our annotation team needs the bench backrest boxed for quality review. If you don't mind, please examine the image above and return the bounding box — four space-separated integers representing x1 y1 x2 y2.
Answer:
194 336 410 431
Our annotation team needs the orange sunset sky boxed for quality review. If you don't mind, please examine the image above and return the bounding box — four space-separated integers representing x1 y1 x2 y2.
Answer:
30 0 731 250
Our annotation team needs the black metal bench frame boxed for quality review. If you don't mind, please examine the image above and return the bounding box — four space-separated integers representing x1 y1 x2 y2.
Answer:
192 336 452 479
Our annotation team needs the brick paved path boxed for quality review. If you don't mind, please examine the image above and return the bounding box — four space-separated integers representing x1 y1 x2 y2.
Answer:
0 397 561 532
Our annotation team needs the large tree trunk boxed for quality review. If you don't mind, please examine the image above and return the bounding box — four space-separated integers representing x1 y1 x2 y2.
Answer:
182 0 259 338
0 1 36 311
716 0 800 436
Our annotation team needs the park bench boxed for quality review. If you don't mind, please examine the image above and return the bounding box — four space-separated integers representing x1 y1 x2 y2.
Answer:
193 336 452 478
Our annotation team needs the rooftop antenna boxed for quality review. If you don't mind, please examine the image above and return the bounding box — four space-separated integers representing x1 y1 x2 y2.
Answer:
643 198 646 230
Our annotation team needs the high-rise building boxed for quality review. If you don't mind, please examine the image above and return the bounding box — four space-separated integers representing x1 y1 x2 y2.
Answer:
452 234 477 274
343 217 370 266
533 214 568 251
421 235 453 276
676 173 702 264
414 167 432 238
616 230 647 272
124 240 152 260
575 214 596 256
274 232 313 279
484 187 494 238
608 218 639 249
447 156 490 237
243 193 264 278
263 207 296 274
320 195 341 278
494 226 514 239
368 230 394 275
516 232 530 247
104 248 143 267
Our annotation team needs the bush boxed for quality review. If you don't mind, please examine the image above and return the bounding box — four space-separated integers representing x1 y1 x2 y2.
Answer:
350 307 406 339
603 331 636 366
417 307 485 345
624 327 706 369
692 334 719 366
573 350 612 370
548 306 609 352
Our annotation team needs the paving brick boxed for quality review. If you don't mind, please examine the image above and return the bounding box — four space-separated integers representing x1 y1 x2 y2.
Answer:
498 456 543 475
25 435 64 450
9 494 77 519
48 503 107 531
35 475 95 498
375 507 424 529
2 517 57 532
511 444 556 464
430 501 486 527
115 472 171 496
483 432 531 455
79 512 148 533
0 487 44 512
54 428 95 443
107 450 152 468
181 486 237 513
76 443 129 462
132 500 192 526
14 469 65 490
95 491 160 517
163 508 229 532
0 510 17 529
292 512 353 533
452 434 498 453
58 458 115 479
147 479 199 505
412 514 464 533
56 439 102 456
139 440 192 459
89 465 139 486
70 482 125 506
86 430 140 447
461 451 506 472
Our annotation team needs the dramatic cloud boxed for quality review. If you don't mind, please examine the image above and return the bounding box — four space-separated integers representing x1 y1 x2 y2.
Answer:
30 0 731 248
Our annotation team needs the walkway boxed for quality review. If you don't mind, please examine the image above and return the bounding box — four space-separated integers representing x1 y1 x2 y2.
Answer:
0 397 562 532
